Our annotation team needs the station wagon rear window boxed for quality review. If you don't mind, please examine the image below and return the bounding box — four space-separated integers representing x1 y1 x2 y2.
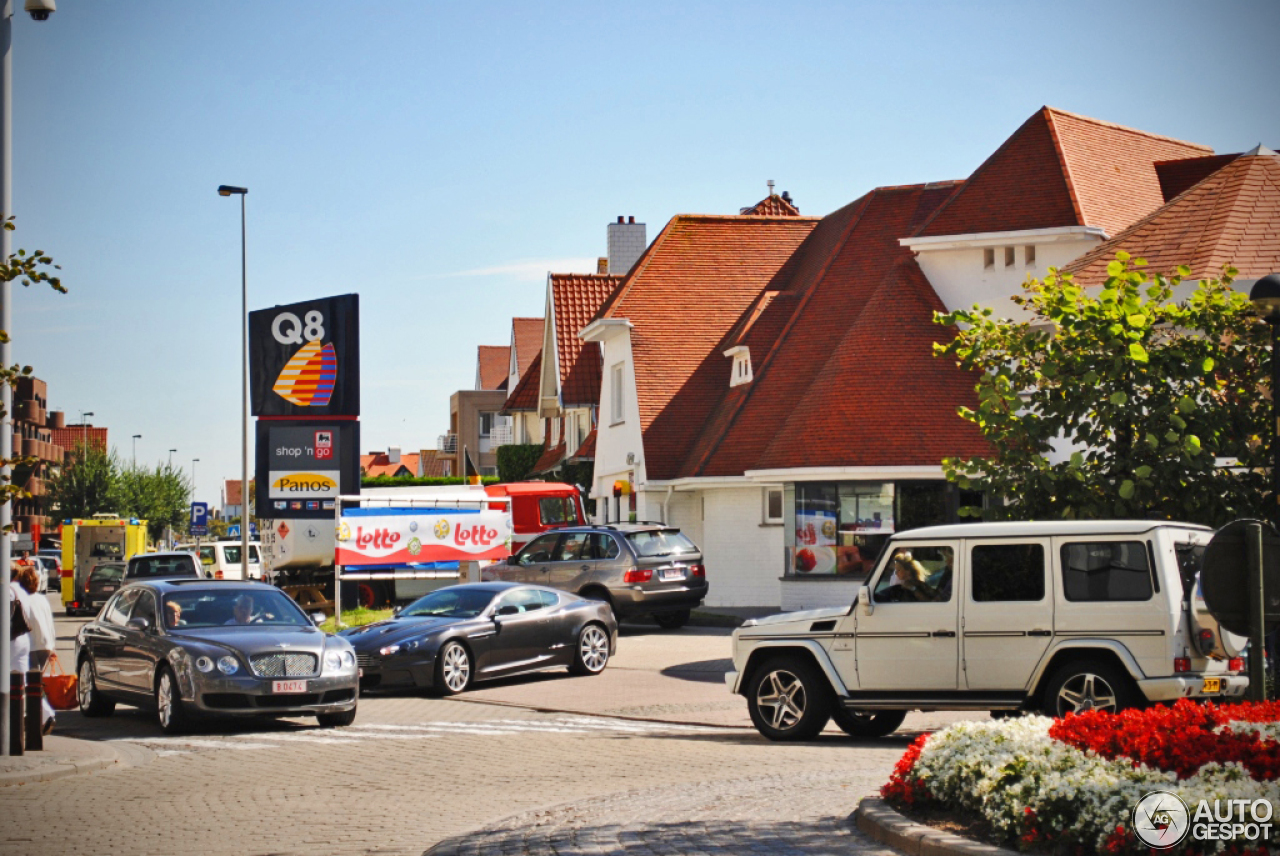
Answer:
1061 541 1153 601
624 530 698 558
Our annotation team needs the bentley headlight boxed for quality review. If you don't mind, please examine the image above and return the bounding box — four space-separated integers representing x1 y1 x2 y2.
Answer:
195 656 215 673
326 648 358 671
217 655 240 675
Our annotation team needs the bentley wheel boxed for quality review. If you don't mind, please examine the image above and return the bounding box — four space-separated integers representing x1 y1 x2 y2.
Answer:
1043 661 1137 718
746 656 831 741
78 657 115 718
831 707 906 738
318 706 358 727
435 641 472 695
156 667 189 734
569 623 611 676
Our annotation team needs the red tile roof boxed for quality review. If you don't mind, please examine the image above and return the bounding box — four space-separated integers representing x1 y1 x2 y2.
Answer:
682 182 987 477
361 452 421 478
550 274 622 407
597 214 821 481
1063 151 1280 285
511 317 544 383
915 107 1212 239
743 194 801 216
477 345 510 391
502 351 541 413
1155 154 1240 202
51 426 107 454
568 427 596 462
531 436 566 475
417 454 448 478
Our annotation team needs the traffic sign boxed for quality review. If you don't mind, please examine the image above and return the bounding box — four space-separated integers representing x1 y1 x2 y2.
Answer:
190 502 209 537
228 523 258 539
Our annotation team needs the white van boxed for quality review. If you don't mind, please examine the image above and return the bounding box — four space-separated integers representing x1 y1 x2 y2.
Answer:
186 541 264 581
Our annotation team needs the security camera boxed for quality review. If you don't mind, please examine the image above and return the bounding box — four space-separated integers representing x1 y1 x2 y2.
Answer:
24 0 55 21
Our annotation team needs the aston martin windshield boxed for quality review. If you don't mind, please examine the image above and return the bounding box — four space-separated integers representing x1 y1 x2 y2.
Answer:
400 587 497 619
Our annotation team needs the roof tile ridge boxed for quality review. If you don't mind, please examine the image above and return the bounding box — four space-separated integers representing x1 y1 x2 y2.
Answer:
595 216 676 320
1193 156 1276 271
1044 106 1214 153
683 190 880 478
1044 107 1087 228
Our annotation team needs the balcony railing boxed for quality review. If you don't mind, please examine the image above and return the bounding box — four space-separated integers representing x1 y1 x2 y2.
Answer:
437 433 457 454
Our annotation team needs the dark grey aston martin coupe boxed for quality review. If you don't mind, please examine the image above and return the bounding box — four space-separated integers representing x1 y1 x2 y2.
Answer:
75 579 359 734
342 582 616 694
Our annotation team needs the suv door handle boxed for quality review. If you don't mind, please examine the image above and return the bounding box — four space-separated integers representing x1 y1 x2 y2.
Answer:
581 565 591 572
1028 629 1052 637
931 630 956 637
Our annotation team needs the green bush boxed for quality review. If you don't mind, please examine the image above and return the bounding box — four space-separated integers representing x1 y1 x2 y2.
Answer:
497 444 542 483
360 474 497 488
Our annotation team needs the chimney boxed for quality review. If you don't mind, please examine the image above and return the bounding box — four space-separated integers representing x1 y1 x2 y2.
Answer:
388 445 401 464
607 215 646 277
596 257 608 275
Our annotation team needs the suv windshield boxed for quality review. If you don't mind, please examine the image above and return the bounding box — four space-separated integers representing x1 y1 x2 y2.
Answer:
222 545 260 564
401 587 496 619
127 555 199 578
624 529 698 558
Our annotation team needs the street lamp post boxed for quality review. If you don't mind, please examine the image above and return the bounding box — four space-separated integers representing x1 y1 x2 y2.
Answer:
132 434 141 467
79 410 94 454
1248 273 1280 700
168 448 177 467
218 184 250 578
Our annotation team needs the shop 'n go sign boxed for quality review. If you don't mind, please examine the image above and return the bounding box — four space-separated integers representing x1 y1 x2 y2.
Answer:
336 508 512 567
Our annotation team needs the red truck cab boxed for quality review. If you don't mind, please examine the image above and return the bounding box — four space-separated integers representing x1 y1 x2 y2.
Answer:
483 482 585 551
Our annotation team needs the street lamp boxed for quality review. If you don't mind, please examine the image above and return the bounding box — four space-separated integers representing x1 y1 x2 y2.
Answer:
191 458 199 494
218 184 250 576
79 410 94 454
1250 274 1280 527
168 448 177 467
132 434 141 467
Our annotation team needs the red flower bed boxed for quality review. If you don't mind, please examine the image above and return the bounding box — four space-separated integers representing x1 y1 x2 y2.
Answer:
880 732 932 806
1049 699 1280 781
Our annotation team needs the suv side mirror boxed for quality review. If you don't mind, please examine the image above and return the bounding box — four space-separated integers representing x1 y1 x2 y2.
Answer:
857 586 873 616
310 612 326 626
127 616 151 632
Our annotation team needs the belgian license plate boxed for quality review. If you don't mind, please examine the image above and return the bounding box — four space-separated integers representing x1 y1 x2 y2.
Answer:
660 568 686 581
1202 677 1222 694
272 680 308 694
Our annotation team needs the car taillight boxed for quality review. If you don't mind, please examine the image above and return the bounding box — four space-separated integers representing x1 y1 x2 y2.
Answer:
215 570 224 580
623 569 652 583
1174 657 1191 673
1229 657 1246 672
1196 628 1215 653
690 564 705 578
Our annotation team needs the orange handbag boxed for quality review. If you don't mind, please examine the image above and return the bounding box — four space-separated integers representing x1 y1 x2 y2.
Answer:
42 652 79 711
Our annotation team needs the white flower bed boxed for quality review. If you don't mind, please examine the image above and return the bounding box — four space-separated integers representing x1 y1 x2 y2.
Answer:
909 716 1280 854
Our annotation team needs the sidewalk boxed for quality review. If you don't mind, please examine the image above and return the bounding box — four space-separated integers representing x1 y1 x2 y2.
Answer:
0 734 144 786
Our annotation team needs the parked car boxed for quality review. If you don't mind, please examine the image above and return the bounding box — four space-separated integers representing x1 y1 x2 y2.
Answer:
31 555 60 593
342 582 616 694
84 561 126 612
186 541 264 581
75 579 358 733
487 523 707 629
124 551 204 581
728 520 1250 741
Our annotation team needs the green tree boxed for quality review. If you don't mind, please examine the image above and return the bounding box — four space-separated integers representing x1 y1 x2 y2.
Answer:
934 254 1269 526
112 462 192 543
1 217 65 515
46 444 118 521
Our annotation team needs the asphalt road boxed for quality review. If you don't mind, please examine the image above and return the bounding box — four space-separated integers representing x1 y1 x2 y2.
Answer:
0 595 983 856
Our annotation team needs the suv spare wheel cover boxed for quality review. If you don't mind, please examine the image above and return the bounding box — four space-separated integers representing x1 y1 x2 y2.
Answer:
1201 519 1280 637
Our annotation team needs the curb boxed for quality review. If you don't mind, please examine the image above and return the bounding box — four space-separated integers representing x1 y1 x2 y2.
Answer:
854 797 1019 856
0 737 153 787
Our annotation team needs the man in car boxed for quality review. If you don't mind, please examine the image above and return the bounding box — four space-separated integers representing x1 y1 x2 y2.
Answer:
224 594 260 625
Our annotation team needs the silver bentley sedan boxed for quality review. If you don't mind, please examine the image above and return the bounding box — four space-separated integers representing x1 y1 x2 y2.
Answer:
75 579 358 734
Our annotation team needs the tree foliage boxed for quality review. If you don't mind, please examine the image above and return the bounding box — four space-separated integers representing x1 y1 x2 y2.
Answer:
112 463 192 542
934 254 1269 527
46 444 117 521
496 443 542 483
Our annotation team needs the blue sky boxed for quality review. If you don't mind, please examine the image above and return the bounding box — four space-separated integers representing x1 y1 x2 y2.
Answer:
9 0 1279 507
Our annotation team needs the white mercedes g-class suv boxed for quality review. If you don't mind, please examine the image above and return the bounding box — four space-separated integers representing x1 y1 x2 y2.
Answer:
728 520 1249 740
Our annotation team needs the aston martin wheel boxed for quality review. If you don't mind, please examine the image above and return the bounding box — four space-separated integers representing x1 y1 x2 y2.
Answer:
78 657 115 718
745 656 831 741
831 706 906 738
435 641 473 695
569 623 611 676
155 667 189 735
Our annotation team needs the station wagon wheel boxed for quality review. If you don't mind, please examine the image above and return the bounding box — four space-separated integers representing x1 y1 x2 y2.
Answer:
156 667 189 734
569 623 610 676
831 707 906 739
1043 661 1136 718
78 657 115 717
435 641 472 695
746 656 831 741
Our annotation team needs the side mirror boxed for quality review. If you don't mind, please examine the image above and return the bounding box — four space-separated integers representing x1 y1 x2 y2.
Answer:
857 586 873 616
496 605 520 617
127 616 151 632
392 605 402 616
310 612 326 626
507 555 519 565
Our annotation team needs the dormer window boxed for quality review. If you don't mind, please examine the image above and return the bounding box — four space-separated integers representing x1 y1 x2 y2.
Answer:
724 345 753 387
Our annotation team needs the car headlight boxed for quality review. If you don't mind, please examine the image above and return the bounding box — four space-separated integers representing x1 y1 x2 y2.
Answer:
195 656 215 673
217 655 240 675
378 643 400 657
326 649 358 670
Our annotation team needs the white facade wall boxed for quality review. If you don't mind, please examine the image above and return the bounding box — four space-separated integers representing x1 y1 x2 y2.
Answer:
908 229 1105 320
584 322 647 521
682 486 784 608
